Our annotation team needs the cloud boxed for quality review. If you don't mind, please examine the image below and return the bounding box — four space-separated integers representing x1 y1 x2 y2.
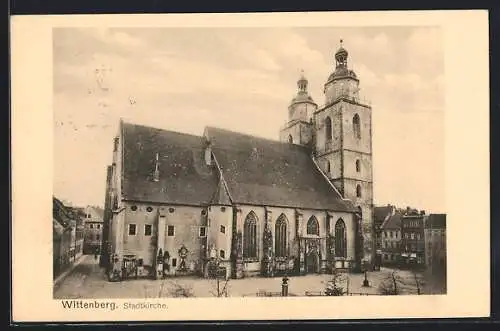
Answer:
88 28 145 48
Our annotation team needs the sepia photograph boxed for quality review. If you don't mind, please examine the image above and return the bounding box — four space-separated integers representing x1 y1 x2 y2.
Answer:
52 26 447 299
11 10 489 322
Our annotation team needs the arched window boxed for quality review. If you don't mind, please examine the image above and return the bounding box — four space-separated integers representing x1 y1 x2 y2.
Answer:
325 116 332 141
356 184 362 198
355 159 361 172
353 114 361 139
243 212 258 259
335 219 347 258
352 114 361 139
326 160 331 174
306 216 319 236
275 214 288 258
288 135 293 144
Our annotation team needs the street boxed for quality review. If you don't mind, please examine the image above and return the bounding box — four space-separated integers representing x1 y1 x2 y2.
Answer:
53 255 440 299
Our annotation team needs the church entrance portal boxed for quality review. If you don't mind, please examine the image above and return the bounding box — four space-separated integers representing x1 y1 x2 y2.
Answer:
306 250 319 274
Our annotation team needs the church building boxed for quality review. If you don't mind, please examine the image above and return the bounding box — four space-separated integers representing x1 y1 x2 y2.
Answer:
102 41 374 281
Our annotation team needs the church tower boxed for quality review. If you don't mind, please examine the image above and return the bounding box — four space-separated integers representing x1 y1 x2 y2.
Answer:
313 40 374 265
279 70 318 146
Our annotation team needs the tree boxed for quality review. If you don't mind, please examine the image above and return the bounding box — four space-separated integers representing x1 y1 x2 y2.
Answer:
325 268 348 296
166 281 195 298
210 277 230 297
208 255 230 297
378 270 402 295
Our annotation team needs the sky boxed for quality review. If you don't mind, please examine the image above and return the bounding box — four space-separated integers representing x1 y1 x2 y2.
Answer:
53 26 445 213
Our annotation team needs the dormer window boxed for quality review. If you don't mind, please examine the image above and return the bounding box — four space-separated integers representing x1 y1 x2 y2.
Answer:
205 139 213 166
153 152 160 181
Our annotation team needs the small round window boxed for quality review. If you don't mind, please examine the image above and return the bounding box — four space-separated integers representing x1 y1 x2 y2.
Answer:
131 205 138 211
201 210 207 215
169 207 175 213
146 206 153 212
220 207 226 212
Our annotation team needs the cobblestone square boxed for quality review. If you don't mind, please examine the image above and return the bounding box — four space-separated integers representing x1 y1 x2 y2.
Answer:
54 255 444 299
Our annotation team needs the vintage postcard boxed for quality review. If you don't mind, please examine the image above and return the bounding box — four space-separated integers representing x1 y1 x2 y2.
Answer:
11 10 490 322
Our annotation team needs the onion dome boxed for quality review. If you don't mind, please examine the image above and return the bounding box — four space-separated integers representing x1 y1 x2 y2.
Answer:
326 39 358 83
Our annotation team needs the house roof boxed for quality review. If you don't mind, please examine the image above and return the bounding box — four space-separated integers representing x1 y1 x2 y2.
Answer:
121 122 220 206
426 214 446 229
204 126 356 212
374 205 393 224
381 213 402 230
85 206 105 220
53 197 73 229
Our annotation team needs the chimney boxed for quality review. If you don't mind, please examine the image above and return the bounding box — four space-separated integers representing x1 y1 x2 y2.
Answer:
420 210 425 216
205 139 213 166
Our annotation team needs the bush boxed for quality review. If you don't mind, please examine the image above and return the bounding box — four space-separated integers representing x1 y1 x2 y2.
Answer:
324 269 347 296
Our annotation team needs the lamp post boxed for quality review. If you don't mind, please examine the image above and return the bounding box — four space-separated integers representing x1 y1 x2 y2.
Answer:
362 270 370 287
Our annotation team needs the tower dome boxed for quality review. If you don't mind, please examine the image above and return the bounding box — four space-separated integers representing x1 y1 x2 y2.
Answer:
326 39 358 83
335 40 349 63
290 70 316 105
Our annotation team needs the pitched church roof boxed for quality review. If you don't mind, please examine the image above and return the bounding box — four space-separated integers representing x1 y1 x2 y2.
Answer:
205 127 356 212
210 177 232 206
121 122 219 205
120 122 356 212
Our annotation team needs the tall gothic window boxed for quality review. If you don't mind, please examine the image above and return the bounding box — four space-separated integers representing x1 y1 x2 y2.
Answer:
353 114 361 139
356 184 362 198
243 211 257 259
355 159 361 172
275 214 288 258
307 216 319 236
288 135 293 144
335 219 347 258
325 116 333 141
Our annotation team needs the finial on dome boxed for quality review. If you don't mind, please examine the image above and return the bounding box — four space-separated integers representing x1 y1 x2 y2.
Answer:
297 69 308 92
335 39 348 66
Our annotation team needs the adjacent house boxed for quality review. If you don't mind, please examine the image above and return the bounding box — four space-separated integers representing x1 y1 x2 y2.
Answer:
424 214 447 276
380 212 402 266
82 206 105 254
52 197 76 279
373 204 396 252
66 207 85 261
400 208 426 267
